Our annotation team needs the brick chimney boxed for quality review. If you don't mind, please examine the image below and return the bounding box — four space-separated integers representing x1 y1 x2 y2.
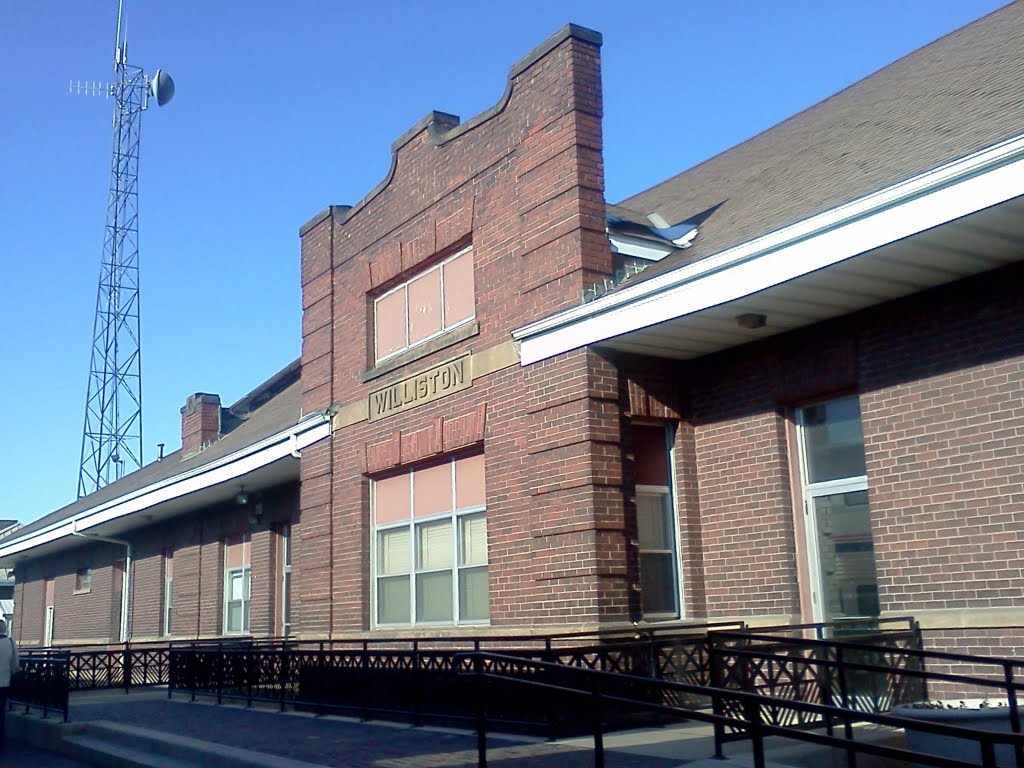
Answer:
181 393 221 458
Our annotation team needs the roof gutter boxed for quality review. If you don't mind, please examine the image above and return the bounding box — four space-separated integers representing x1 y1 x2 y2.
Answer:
514 132 1024 364
0 411 332 562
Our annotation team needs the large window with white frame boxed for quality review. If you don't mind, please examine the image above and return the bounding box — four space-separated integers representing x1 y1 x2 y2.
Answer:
373 246 475 363
279 524 292 636
162 549 173 636
633 424 681 618
372 453 488 626
796 396 880 622
224 534 251 635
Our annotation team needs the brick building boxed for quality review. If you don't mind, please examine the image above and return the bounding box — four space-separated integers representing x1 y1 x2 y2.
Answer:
1 7 1022 657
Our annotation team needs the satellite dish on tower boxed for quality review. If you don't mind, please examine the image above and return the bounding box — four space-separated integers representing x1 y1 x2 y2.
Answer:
149 69 175 106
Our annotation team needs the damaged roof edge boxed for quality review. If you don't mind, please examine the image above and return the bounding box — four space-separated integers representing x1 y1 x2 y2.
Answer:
514 130 1024 360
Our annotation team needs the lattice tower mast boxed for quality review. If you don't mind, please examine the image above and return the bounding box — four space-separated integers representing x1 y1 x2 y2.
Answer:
77 3 173 497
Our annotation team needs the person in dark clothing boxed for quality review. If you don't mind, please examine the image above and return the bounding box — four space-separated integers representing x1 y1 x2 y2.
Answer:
0 619 20 749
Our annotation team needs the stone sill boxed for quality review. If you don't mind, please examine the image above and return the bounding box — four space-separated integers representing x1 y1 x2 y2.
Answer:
361 322 480 383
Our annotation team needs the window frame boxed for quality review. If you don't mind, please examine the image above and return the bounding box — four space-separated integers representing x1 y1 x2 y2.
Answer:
162 550 173 637
223 565 252 635
632 421 683 621
74 567 92 595
280 524 292 637
373 246 475 364
795 395 877 624
636 483 681 619
371 455 488 628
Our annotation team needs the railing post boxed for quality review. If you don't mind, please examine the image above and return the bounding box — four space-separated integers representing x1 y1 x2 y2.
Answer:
980 737 997 768
61 657 70 723
279 649 288 712
544 641 557 741
1005 662 1022 768
412 640 422 726
709 638 726 759
744 694 765 768
474 654 487 768
246 651 254 708
834 645 858 768
318 642 327 718
123 646 132 694
592 674 605 768
216 652 223 706
360 641 369 722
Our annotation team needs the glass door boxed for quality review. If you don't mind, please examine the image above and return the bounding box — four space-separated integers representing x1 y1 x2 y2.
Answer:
797 397 880 623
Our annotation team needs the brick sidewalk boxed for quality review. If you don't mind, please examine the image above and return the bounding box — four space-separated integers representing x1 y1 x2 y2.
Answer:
70 691 691 767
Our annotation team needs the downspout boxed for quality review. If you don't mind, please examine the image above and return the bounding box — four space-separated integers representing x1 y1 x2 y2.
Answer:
72 520 132 643
328 213 336 640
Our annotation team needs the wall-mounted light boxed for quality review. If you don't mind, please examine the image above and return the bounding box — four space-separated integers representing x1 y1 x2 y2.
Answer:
735 312 767 329
235 487 250 507
248 499 264 527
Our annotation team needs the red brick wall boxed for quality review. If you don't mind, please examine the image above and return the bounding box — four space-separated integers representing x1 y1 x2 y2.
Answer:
13 483 297 645
689 356 802 621
675 262 1024 638
297 26 620 635
920 628 1024 699
859 265 1024 618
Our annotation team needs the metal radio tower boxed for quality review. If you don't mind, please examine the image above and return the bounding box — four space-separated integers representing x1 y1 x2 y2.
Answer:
76 3 174 498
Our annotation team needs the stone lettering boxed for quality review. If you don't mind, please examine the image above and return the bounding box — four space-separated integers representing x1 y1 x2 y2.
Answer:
368 355 472 421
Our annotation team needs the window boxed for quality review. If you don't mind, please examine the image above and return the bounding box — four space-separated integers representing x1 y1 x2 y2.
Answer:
224 534 251 634
633 425 681 617
280 525 292 636
162 549 173 636
796 396 880 622
372 454 488 626
75 567 92 594
374 246 475 363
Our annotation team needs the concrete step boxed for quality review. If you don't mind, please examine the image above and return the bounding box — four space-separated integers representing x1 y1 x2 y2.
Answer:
61 732 191 768
62 721 331 768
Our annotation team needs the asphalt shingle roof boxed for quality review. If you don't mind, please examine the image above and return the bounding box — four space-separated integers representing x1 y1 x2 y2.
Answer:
8 361 303 546
613 2 1024 288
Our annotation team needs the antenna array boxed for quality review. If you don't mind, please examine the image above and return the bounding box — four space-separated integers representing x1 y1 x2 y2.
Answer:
77 3 173 497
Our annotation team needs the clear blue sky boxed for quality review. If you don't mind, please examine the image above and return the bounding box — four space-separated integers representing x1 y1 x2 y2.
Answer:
0 1 1007 523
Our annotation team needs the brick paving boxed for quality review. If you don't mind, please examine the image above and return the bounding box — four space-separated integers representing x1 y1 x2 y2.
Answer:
71 691 690 767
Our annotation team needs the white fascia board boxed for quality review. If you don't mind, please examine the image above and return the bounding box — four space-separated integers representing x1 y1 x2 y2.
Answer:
0 414 331 560
515 133 1024 365
609 233 674 262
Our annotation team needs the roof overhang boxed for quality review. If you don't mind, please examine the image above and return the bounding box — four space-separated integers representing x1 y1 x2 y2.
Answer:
0 413 331 566
514 133 1024 364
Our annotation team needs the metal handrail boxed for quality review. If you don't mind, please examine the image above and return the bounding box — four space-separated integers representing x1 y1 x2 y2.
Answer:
456 651 1024 768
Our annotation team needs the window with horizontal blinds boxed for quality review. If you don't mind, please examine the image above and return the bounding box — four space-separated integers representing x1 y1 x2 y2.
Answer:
224 533 251 634
634 424 681 618
372 453 488 626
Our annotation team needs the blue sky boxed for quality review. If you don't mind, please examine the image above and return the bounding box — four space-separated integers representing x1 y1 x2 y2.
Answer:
0 1 1007 523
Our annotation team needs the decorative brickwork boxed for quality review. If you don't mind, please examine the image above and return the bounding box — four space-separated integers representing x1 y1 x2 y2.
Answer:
297 26 620 635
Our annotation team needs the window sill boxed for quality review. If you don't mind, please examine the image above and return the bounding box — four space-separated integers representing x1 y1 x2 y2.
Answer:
73 588 91 596
363 321 479 382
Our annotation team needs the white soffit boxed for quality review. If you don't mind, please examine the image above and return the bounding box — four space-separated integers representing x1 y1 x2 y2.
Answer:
0 414 331 562
514 133 1024 365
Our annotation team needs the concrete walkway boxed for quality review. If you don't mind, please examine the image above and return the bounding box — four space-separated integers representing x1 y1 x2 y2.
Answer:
8 689 908 768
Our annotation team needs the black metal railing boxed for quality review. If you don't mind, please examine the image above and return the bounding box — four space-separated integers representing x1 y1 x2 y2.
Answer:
166 629 719 733
457 651 1024 768
706 622 926 731
707 629 1022 739
10 649 70 722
